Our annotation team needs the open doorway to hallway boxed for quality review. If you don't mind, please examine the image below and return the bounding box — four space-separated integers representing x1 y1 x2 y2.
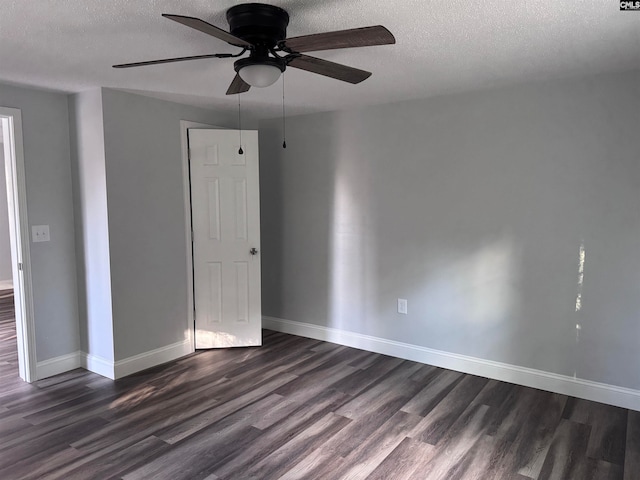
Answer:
0 130 17 379
1 108 36 382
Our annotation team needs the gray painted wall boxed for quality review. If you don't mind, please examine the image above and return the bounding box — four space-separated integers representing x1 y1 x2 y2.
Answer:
100 89 244 361
0 146 12 281
68 89 114 361
259 70 640 391
0 82 79 361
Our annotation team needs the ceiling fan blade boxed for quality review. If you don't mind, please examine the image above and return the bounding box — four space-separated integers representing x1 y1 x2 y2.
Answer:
226 74 251 95
113 53 231 69
283 25 395 53
162 14 252 48
288 55 371 84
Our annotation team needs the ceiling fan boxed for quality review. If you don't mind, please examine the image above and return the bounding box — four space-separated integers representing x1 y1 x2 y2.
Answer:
113 3 396 95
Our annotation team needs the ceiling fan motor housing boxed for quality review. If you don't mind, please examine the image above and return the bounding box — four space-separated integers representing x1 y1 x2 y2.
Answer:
226 3 289 48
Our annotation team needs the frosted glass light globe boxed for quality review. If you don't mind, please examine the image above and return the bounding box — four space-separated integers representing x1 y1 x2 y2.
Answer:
238 64 282 87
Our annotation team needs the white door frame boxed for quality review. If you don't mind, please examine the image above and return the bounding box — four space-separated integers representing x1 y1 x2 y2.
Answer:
180 120 222 353
1 107 37 382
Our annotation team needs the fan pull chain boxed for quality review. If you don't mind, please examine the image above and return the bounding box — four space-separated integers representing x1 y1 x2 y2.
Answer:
237 94 244 155
282 72 287 149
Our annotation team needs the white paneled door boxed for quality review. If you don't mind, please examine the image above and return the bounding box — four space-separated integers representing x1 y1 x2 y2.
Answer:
189 129 261 348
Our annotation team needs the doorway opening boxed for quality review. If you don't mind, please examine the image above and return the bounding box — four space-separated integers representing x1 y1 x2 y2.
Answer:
1 107 36 382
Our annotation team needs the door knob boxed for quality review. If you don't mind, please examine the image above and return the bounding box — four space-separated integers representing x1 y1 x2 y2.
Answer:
250 248 259 255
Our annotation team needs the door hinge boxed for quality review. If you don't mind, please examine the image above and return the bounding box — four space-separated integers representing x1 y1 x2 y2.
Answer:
18 262 23 271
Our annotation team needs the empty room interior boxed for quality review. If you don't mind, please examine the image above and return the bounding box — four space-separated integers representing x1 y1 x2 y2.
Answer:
1 1 640 479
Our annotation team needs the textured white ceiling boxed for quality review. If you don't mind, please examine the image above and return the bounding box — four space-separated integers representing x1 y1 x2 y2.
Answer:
0 1 638 118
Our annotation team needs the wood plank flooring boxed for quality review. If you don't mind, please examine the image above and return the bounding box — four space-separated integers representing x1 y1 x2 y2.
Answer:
0 289 18 379
1 298 639 479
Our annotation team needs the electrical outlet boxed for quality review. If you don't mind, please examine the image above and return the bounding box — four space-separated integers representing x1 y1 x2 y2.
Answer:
397 298 408 315
32 225 50 243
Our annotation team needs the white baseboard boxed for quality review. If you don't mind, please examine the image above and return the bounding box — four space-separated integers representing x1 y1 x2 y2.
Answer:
81 339 193 380
114 339 193 379
81 352 115 380
263 316 640 412
36 351 81 380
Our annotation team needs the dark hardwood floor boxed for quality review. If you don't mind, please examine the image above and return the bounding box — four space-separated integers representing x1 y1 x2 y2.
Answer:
0 289 18 379
1 297 639 479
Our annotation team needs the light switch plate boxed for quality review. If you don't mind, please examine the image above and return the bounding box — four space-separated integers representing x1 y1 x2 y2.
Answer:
398 298 408 315
32 225 50 243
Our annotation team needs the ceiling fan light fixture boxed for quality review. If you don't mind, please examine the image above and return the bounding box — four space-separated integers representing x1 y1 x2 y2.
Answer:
239 64 281 87
235 56 285 88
